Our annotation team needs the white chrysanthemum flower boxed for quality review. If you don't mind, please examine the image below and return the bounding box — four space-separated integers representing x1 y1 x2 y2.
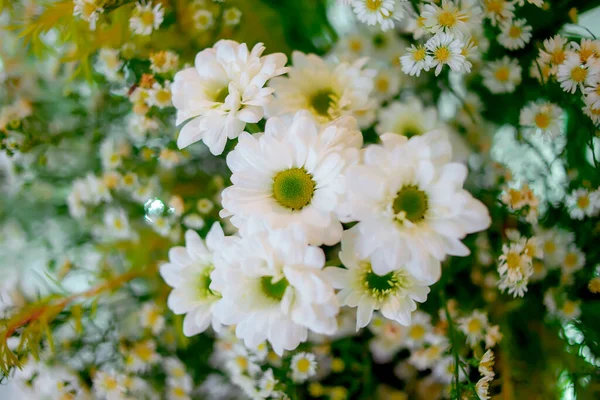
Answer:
538 35 568 75
497 242 532 297
140 302 165 335
342 131 491 282
557 53 600 94
221 111 362 246
290 352 317 382
561 245 586 275
482 0 514 26
267 51 375 125
351 0 406 31
402 310 433 349
194 9 214 31
458 310 489 346
93 371 126 400
536 227 574 268
103 208 134 240
498 18 532 50
223 7 243 26
519 101 563 138
325 227 431 330
570 39 600 64
211 225 339 355
478 349 495 379
376 98 439 138
160 223 224 336
558 299 581 320
258 369 280 398
95 48 123 82
125 340 160 372
148 81 172 108
482 56 522 93
130 1 164 36
172 40 287 155
73 0 103 30
400 44 432 77
566 188 599 220
372 67 401 102
476 377 491 400
425 32 469 76
421 0 474 35
150 50 179 74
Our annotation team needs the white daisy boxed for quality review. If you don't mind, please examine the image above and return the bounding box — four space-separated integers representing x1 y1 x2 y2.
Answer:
372 67 401 102
566 188 598 219
458 310 489 346
498 18 532 50
476 377 491 400
408 334 449 370
95 48 123 82
536 227 574 269
425 32 469 76
482 56 522 94
570 39 600 64
478 349 495 379
267 51 375 125
73 0 103 30
103 208 134 240
432 356 466 384
375 98 439 138
482 0 515 27
421 0 472 35
148 81 172 108
223 7 243 26
351 0 406 31
160 223 224 336
171 40 288 155
129 1 164 36
342 131 491 282
194 9 214 31
92 370 126 400
561 245 586 275
368 315 407 363
290 352 317 382
220 111 362 246
211 224 339 355
497 242 532 297
519 101 563 138
140 302 165 335
539 35 568 75
125 340 160 372
558 299 581 320
150 50 179 74
583 100 600 125
584 80 600 109
400 44 432 77
325 226 431 330
557 53 600 94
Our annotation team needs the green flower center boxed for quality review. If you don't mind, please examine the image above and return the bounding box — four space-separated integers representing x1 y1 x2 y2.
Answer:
396 123 423 138
310 89 335 117
197 266 219 299
272 168 316 210
360 262 409 301
393 185 429 223
214 86 229 103
372 33 387 48
260 276 289 301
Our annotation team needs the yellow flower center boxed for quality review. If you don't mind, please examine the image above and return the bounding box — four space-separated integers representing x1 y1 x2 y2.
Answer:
236 356 248 370
467 318 482 333
571 66 587 83
409 324 426 340
375 77 390 92
366 0 383 11
564 252 578 268
272 168 316 210
543 240 556 254
485 0 505 14
438 11 457 27
494 66 510 82
156 89 171 103
413 47 427 62
141 11 155 26
534 112 551 129
434 47 451 62
296 358 311 373
349 39 363 53
562 300 576 315
506 252 522 271
551 50 566 65
508 25 522 39
82 3 96 18
577 194 590 209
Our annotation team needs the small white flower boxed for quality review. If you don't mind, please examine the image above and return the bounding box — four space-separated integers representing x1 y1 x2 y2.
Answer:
93 371 126 400
140 302 166 335
172 40 288 155
194 9 214 31
376 98 439 138
223 7 242 26
536 227 574 268
148 81 172 108
482 0 515 27
325 227 431 330
558 299 581 320
421 0 475 35
400 44 432 77
183 213 205 230
425 32 469 76
372 67 401 102
498 18 532 50
566 188 599 219
519 101 563 138
125 340 160 372
476 376 491 400
482 56 522 93
103 208 134 240
557 53 600 94
150 50 179 74
267 51 375 125
258 369 279 397
130 1 164 36
197 198 214 214
73 0 104 30
458 310 489 346
160 223 224 336
95 48 123 82
583 100 600 125
561 245 586 275
290 352 317 382
478 349 495 379
497 242 532 297
351 0 407 31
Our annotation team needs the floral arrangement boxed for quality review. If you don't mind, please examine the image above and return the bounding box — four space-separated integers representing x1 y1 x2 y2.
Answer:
1 0 599 399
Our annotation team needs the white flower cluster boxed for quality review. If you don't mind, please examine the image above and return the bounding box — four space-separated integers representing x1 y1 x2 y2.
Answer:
497 230 543 297
164 40 491 354
533 36 600 125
